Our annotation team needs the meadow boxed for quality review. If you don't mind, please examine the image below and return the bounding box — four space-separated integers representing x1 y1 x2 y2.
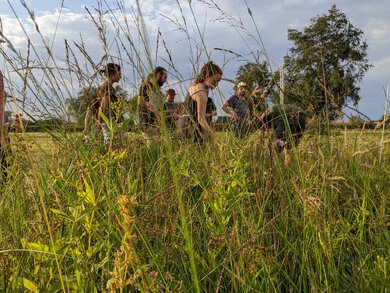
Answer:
0 128 389 292
0 1 389 291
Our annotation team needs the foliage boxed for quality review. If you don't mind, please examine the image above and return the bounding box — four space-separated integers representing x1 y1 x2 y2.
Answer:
235 62 271 92
0 130 389 292
65 86 98 125
283 5 372 119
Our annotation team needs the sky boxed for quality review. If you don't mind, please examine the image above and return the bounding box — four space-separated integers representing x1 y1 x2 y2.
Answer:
0 0 389 120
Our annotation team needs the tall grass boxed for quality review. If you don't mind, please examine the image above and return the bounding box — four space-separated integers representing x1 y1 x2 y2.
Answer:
0 0 389 292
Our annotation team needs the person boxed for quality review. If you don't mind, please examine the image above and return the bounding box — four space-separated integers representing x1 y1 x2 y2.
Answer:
163 88 179 130
138 67 168 130
206 97 217 125
250 86 268 115
0 71 10 184
222 82 253 138
258 103 307 161
185 61 223 142
83 63 123 147
97 63 124 147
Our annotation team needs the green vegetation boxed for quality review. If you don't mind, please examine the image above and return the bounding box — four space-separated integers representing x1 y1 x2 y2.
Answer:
0 129 389 291
284 5 372 119
0 1 388 291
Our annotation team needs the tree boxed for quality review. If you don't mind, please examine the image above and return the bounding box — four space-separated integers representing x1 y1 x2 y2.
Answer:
65 86 98 125
283 5 371 119
235 61 271 92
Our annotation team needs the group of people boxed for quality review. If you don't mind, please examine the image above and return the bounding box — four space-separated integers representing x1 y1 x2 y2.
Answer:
82 61 307 157
0 60 309 190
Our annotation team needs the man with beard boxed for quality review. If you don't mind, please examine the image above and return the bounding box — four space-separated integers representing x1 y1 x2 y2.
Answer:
138 67 168 130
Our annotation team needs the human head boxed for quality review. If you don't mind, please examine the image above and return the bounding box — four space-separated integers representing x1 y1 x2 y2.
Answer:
153 66 168 87
195 61 223 89
236 81 247 97
100 63 121 82
166 88 176 102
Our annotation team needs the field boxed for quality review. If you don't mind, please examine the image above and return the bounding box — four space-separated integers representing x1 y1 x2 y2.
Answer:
0 128 389 292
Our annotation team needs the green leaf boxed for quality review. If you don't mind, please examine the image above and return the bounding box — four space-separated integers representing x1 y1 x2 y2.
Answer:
22 278 39 293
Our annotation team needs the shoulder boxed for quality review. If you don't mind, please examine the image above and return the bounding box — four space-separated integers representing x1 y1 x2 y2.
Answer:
189 84 207 100
97 82 109 95
227 95 238 103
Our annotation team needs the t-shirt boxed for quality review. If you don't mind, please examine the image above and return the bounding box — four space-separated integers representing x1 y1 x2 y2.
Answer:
163 101 177 128
226 95 250 125
206 97 217 124
138 80 163 125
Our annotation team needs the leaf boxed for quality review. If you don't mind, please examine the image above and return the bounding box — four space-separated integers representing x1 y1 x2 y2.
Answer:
49 208 72 221
21 239 49 252
77 178 96 205
22 278 39 293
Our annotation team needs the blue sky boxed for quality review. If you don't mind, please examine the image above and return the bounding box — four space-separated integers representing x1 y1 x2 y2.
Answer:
0 0 389 120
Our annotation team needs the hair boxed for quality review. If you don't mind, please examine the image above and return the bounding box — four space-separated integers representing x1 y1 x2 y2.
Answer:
146 66 167 81
100 63 121 76
195 61 223 84
153 66 167 76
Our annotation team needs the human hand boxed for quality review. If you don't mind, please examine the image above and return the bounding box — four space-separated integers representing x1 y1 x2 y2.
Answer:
232 112 240 121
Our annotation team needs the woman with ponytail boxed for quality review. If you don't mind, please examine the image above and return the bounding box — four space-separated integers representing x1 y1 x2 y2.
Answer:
185 61 222 142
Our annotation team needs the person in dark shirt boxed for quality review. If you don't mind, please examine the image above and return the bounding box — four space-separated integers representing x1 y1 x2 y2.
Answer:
138 67 168 130
259 103 307 162
222 82 253 138
163 88 179 130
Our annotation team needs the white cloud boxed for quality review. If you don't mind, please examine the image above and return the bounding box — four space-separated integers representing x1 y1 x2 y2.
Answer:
0 0 389 119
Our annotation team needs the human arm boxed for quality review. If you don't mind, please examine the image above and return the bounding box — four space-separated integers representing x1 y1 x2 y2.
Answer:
97 86 110 127
164 103 179 119
222 98 240 121
205 110 217 118
138 83 155 113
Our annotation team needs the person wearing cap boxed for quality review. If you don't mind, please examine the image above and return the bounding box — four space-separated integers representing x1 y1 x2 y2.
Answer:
163 88 179 130
83 62 123 147
138 67 168 130
222 82 253 138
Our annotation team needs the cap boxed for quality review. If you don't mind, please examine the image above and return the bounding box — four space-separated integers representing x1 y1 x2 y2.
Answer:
237 82 247 88
166 88 177 95
99 63 121 74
